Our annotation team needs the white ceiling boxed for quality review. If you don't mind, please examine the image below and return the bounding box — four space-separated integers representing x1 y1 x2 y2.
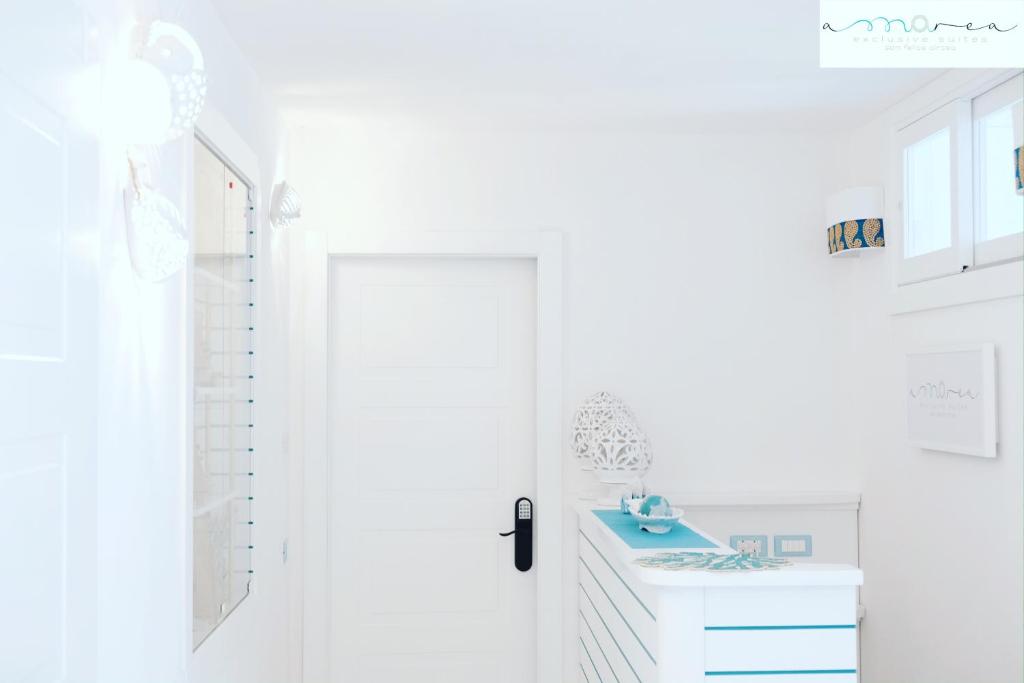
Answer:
208 0 943 128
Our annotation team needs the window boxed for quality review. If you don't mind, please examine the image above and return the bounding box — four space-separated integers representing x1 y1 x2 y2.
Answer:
973 75 1024 266
904 127 952 259
192 136 255 648
895 72 1023 286
896 99 969 284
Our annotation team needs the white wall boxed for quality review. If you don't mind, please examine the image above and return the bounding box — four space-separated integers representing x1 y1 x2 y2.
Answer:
285 109 859 678
81 1 292 681
826 70 1023 683
286 111 857 491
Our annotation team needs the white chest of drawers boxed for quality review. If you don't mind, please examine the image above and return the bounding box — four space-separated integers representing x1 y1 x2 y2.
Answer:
576 504 864 683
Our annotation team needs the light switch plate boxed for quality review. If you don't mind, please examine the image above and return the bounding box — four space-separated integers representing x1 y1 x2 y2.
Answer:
773 534 813 557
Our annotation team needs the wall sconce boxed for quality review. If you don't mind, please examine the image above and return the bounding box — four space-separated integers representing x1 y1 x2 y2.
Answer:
107 21 207 145
1013 101 1022 193
826 186 885 257
108 20 206 281
140 21 207 142
270 181 302 229
1015 145 1023 193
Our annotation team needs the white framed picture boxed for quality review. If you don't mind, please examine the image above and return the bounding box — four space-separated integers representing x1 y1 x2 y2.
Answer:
906 343 997 458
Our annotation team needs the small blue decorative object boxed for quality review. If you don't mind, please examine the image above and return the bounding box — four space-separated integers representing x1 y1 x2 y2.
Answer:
635 552 793 572
630 495 683 534
639 495 671 516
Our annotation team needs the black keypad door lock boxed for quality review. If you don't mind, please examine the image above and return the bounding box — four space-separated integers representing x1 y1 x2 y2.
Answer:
498 497 533 572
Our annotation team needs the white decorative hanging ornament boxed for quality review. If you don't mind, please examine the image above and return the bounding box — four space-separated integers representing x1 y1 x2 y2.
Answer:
140 21 207 141
124 156 188 282
570 391 635 471
591 419 653 485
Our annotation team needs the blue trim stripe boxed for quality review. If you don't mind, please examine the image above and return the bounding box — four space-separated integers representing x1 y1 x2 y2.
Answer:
581 634 602 683
706 671 857 677
580 662 592 683
580 584 643 683
579 530 656 621
579 557 657 665
580 611 620 683
706 625 855 631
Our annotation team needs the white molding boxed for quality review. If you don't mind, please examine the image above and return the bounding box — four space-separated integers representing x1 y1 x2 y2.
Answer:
326 228 559 258
286 230 310 683
300 231 330 683
890 259 1024 315
661 491 862 511
893 69 1023 132
304 230 565 683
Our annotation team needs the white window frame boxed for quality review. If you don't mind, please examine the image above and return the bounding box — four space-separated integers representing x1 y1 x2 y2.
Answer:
892 69 1024 289
894 99 972 285
972 73 1024 267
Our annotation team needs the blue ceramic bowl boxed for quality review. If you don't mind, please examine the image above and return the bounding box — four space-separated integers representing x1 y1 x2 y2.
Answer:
628 496 684 534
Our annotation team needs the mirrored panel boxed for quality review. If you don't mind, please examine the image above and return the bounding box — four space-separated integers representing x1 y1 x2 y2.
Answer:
193 136 254 648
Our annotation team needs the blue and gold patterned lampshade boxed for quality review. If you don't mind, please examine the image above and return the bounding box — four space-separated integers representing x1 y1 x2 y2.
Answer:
826 186 885 257
1015 101 1023 193
1015 145 1022 192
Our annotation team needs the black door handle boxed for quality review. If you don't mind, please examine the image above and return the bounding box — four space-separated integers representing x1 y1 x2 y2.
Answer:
498 497 533 572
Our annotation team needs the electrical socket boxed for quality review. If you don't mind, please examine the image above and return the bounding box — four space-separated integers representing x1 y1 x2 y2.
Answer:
729 535 768 557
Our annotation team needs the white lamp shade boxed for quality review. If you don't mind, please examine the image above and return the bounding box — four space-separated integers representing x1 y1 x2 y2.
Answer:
826 186 884 227
825 186 885 257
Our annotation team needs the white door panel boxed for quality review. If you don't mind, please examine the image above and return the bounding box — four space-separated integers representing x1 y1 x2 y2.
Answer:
0 2 98 681
329 257 537 683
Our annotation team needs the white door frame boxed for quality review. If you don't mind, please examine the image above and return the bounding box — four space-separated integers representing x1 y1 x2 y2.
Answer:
301 230 564 683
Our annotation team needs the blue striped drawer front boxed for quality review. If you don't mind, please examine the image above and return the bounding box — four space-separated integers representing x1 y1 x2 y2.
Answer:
706 625 855 632
704 672 856 681
579 637 601 683
705 628 857 677
579 530 658 623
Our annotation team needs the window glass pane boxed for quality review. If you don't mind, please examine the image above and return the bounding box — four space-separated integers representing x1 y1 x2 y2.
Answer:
193 138 254 649
975 101 1023 242
903 127 952 258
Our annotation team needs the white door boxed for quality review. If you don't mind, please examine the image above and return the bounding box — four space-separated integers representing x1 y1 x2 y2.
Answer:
328 256 537 683
0 3 99 681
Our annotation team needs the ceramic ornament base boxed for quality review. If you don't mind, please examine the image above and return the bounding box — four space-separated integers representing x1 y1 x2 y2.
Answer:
595 480 635 507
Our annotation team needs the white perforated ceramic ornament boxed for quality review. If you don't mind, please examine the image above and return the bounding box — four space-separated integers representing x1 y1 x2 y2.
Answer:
124 185 188 282
570 391 635 470
591 418 653 484
140 21 207 141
